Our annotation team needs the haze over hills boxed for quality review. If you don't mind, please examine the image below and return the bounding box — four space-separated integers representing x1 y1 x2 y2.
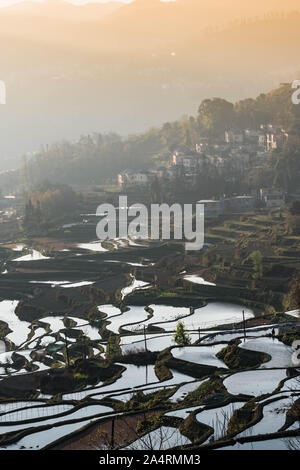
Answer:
0 0 300 170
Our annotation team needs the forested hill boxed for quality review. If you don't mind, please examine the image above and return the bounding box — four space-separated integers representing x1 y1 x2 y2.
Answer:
1 82 300 191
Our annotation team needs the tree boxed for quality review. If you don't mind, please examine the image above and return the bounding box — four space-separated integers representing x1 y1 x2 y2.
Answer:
173 321 191 346
22 181 78 235
105 335 120 360
197 98 234 138
126 425 187 450
287 202 300 235
285 277 300 311
273 136 300 192
250 250 263 279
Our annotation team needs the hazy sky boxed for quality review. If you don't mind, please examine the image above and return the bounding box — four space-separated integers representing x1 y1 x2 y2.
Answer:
0 0 132 7
0 0 176 9
0 0 175 6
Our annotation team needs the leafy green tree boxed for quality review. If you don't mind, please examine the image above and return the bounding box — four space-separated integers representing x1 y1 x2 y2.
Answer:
250 250 263 279
105 335 120 360
197 98 234 138
173 321 191 346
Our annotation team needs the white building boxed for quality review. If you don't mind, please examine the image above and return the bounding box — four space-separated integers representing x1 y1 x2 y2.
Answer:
172 152 204 170
118 169 150 187
225 131 244 144
258 133 267 148
260 188 285 208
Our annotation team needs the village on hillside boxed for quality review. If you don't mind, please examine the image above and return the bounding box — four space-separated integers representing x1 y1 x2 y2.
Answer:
118 125 287 214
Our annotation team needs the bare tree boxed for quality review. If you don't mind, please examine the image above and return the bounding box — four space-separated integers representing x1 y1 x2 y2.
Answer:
125 425 188 451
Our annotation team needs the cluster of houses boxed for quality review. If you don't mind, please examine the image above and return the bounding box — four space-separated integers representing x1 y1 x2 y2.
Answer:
225 124 288 151
118 124 289 189
117 124 287 213
173 125 289 180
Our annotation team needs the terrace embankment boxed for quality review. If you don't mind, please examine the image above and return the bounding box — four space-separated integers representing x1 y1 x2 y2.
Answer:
0 359 124 398
50 410 162 450
216 341 271 369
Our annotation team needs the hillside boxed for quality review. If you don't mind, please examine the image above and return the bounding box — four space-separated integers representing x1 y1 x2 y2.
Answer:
1 82 299 193
0 0 300 168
